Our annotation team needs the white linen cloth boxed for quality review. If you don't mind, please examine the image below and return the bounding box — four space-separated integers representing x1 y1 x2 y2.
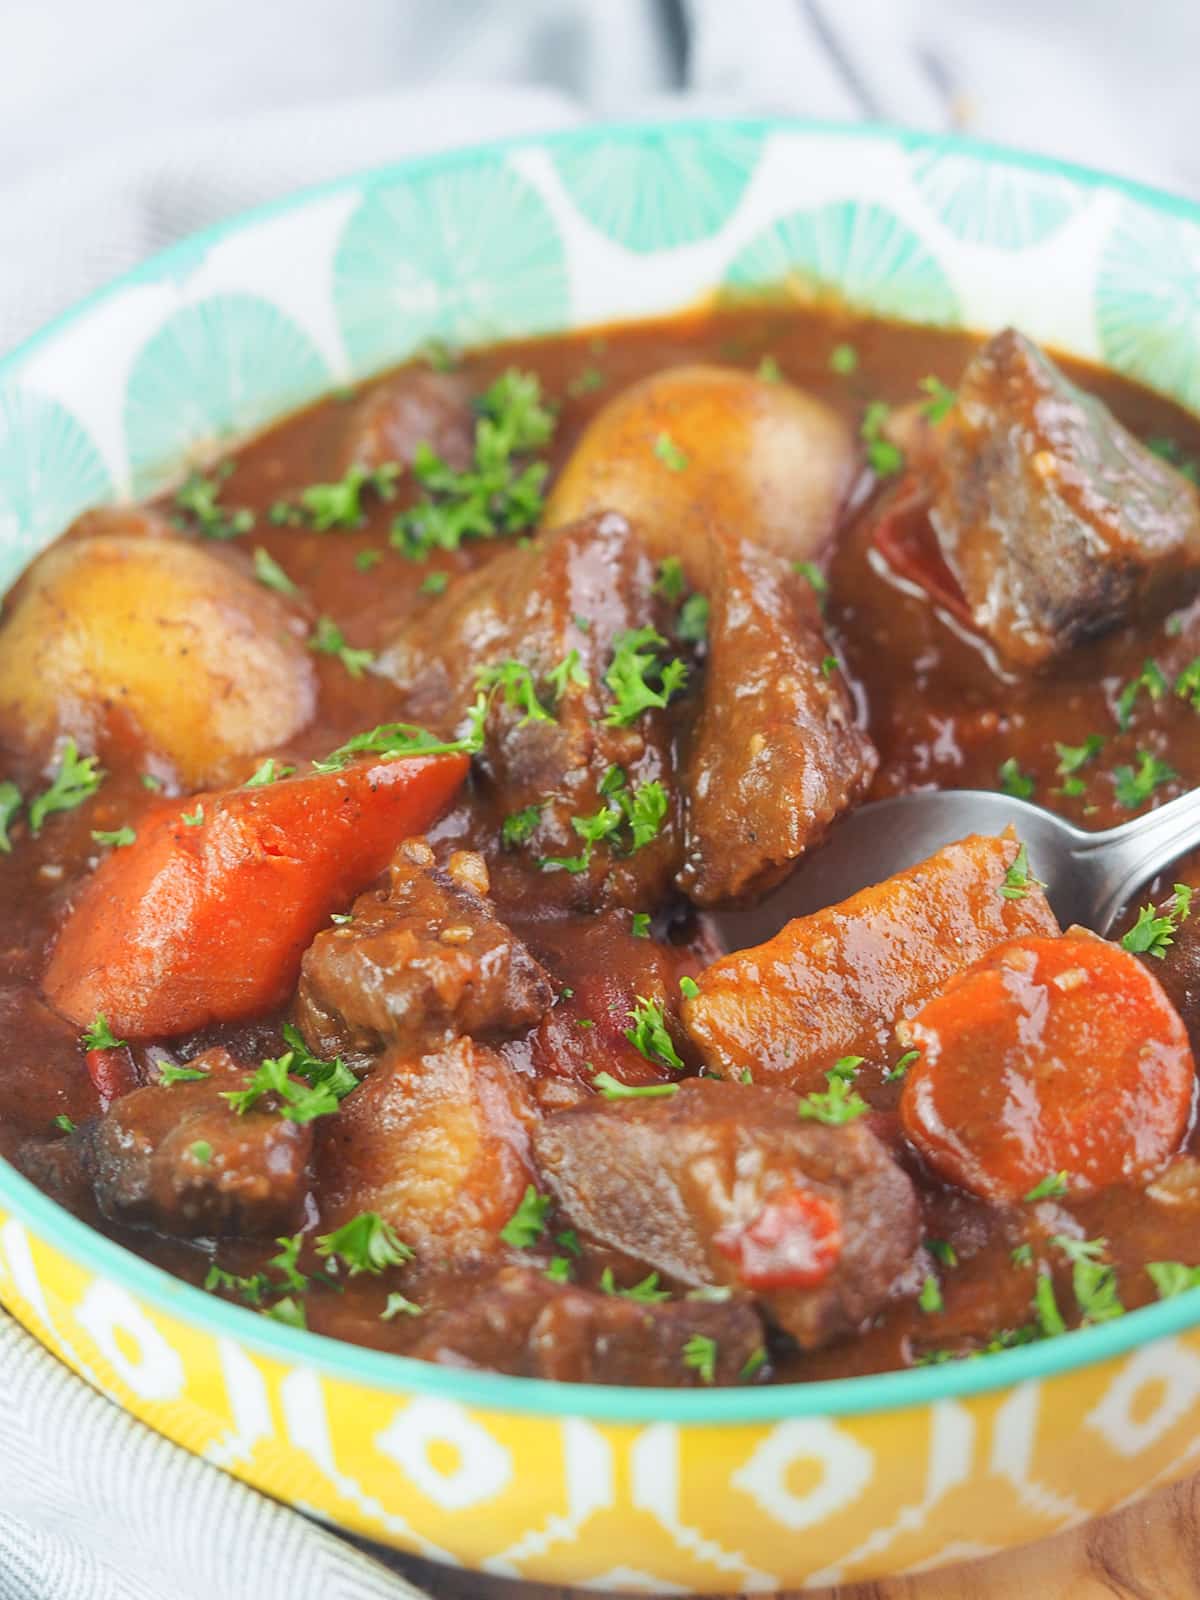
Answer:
2 3 1200 1596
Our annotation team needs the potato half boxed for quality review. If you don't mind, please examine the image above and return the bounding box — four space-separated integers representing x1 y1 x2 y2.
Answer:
544 364 855 576
0 532 315 786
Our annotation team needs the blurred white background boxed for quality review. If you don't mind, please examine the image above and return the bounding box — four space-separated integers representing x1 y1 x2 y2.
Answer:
2 0 1199 353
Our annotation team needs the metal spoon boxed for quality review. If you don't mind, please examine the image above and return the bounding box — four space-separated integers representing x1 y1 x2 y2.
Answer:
710 786 1200 953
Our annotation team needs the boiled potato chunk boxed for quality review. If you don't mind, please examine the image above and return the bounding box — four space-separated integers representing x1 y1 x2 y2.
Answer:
544 364 855 576
0 534 315 786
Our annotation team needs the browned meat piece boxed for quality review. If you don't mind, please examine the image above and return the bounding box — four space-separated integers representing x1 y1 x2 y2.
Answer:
685 833 1059 1089
296 839 552 1065
332 369 474 475
378 513 683 910
408 1264 768 1385
84 1048 312 1237
921 329 1200 668
533 1080 919 1350
677 536 876 905
317 1038 537 1263
1131 891 1200 1054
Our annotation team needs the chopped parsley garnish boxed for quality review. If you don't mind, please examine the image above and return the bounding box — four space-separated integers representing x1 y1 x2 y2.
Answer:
282 462 400 531
538 771 668 875
500 1185 552 1248
1051 1234 1124 1324
756 354 782 383
601 1267 672 1303
189 1140 213 1165
797 1063 870 1125
547 648 589 701
501 803 543 849
592 1071 680 1101
625 997 685 1072
264 1297 307 1329
316 1212 413 1275
221 1042 356 1124
81 1015 125 1052
141 773 164 791
355 548 384 572
1115 658 1168 730
330 912 354 926
820 653 839 679
309 616 375 678
556 1229 581 1257
1147 1261 1200 1299
793 561 828 606
927 1239 958 1267
655 556 686 603
682 1332 717 1384
252 546 297 595
311 704 486 772
1176 657 1200 711
156 1062 210 1086
244 758 295 788
1024 1170 1069 1202
1011 1243 1034 1268
418 337 459 372
677 592 710 644
918 1274 944 1314
829 343 858 376
174 463 254 541
1113 750 1176 809
1121 884 1192 958
603 627 688 727
884 1048 919 1083
1054 735 1104 796
53 1115 76 1134
997 756 1035 800
391 369 553 558
382 1292 424 1320
28 740 103 834
265 1234 308 1294
739 1346 768 1382
476 659 555 727
631 912 651 938
860 401 903 477
91 825 135 848
653 432 689 472
0 781 20 853
420 569 449 596
181 805 205 826
679 975 700 999
1033 1271 1067 1338
543 1257 573 1284
918 375 957 423
999 843 1045 902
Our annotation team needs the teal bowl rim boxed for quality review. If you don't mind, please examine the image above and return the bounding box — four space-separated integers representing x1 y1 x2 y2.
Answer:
5 114 1200 1426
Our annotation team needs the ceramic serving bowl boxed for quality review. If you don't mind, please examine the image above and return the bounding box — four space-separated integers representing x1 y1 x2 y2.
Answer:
5 119 1200 1592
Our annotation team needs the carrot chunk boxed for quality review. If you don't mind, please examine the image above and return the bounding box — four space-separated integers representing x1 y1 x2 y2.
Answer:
900 933 1195 1201
43 754 468 1039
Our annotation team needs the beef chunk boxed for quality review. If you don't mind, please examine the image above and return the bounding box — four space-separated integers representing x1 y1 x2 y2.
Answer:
685 833 1059 1089
317 1038 536 1263
408 1265 768 1385
921 329 1200 667
378 513 682 909
677 536 876 905
533 1080 919 1350
296 839 552 1065
84 1048 312 1237
332 369 474 475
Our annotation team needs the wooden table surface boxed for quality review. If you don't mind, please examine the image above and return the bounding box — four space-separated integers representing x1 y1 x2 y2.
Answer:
389 1472 1200 1600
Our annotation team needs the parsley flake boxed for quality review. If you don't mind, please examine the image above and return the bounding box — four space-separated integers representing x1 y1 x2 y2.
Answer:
682 1332 717 1384
592 1071 680 1101
53 1114 76 1134
502 803 543 849
1024 1170 1069 1202
244 758 295 788
829 343 858 375
500 1185 551 1248
625 997 685 1072
1113 751 1176 809
82 1015 125 1052
309 616 375 678
603 627 688 726
997 757 1035 800
918 375 957 422
29 740 103 834
0 781 20 853
381 1292 424 1320
252 546 297 595
1122 884 1192 958
918 1274 944 1314
1148 1261 1200 1299
999 842 1045 902
861 401 903 477
798 1064 869 1125
316 1212 413 1275
1115 658 1168 730
156 1062 210 1086
653 432 689 472
91 825 135 848
174 463 254 541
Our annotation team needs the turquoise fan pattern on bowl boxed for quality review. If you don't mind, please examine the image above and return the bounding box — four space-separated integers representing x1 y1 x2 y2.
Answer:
909 150 1087 250
334 155 570 374
0 385 110 592
123 293 331 492
551 126 762 253
1096 201 1200 413
723 200 961 326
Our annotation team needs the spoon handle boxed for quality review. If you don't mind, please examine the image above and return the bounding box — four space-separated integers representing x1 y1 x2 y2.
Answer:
1072 786 1200 931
